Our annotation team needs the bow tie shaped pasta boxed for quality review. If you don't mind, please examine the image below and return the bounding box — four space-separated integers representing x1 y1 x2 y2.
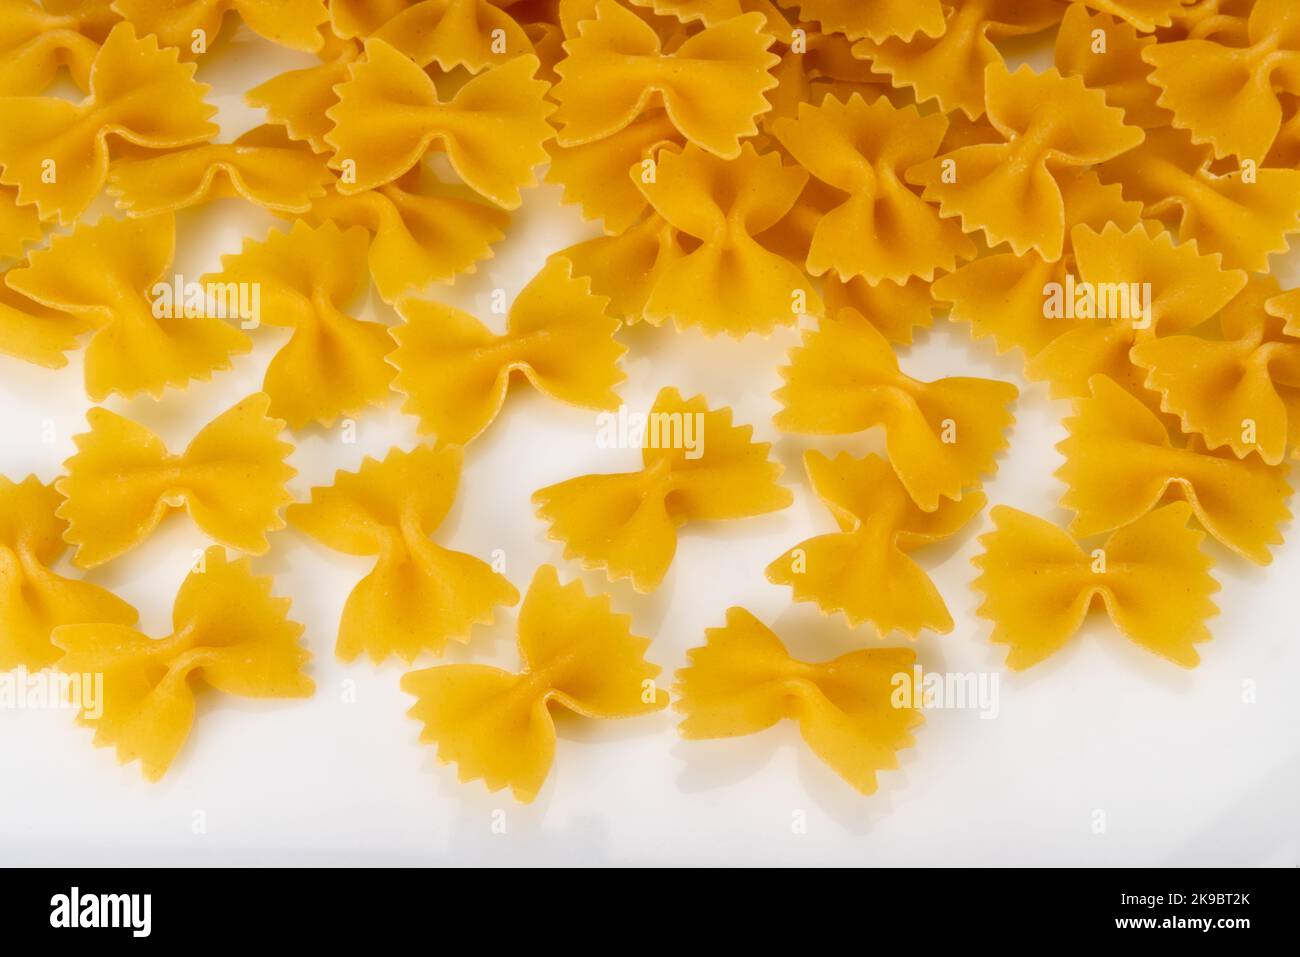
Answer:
906 62 1142 261
628 0 793 39
973 503 1219 670
767 451 985 637
934 170 1145 365
782 0 944 43
1144 0 1300 163
555 213 685 323
637 142 820 336
289 445 519 663
552 0 778 158
1132 276 1300 466
1027 222 1247 400
106 125 334 217
202 220 394 429
0 23 217 225
772 93 975 284
0 271 87 368
402 564 668 803
854 0 1063 120
390 257 625 444
1057 375 1292 564
775 309 1018 510
533 388 792 592
0 0 113 95
0 475 137 669
301 170 509 303
52 547 314 781
1098 127 1300 272
4 212 252 400
113 0 329 54
246 38 360 153
675 607 923 795
1054 4 1169 130
325 39 554 208
369 0 534 72
57 394 295 568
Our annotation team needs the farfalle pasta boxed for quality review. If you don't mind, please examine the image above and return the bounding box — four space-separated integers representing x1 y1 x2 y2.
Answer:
1144 0 1300 162
390 257 624 444
112 0 328 54
289 444 519 663
1132 276 1300 465
53 546 313 781
1098 126 1300 272
57 394 294 568
973 503 1219 669
0 274 87 368
369 0 535 71
767 451 985 637
779 0 944 43
534 388 792 592
202 220 393 428
301 171 509 303
853 0 1064 121
0 0 113 95
675 607 922 795
0 22 217 225
401 564 667 803
245 39 360 153
906 62 1143 261
552 213 685 322
771 93 975 284
0 474 137 670
1057 375 1292 564
636 143 819 336
1055 4 1169 129
775 309 1018 510
551 0 778 158
106 125 335 216
5 212 252 400
325 39 553 208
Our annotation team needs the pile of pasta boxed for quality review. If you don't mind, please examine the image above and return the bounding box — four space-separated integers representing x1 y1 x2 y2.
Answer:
0 0 1297 803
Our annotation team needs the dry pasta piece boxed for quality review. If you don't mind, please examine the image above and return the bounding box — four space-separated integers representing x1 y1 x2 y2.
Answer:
777 0 944 43
371 0 534 72
775 309 1018 510
546 109 682 235
325 39 553 208
56 394 294 568
112 0 328 54
0 475 137 670
553 214 686 323
853 0 1064 121
245 40 361 154
1055 4 1169 128
401 564 668 803
1027 222 1247 400
934 170 1144 363
533 388 792 592
1266 286 1300 337
330 0 412 36
5 212 251 400
202 220 393 429
973 503 1218 669
0 0 111 95
906 63 1143 261
636 143 819 336
1144 0 1300 163
675 607 922 795
771 94 975 284
1131 276 1300 466
1072 0 1188 33
823 273 938 346
767 451 985 636
0 270 88 368
289 445 519 663
1057 375 1292 564
551 0 777 159
1098 126 1300 272
390 257 624 444
302 170 509 303
107 125 334 216
0 23 217 225
631 0 793 41
52 546 313 781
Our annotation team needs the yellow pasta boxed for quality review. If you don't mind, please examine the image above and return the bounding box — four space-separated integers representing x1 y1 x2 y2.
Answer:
112 0 328 54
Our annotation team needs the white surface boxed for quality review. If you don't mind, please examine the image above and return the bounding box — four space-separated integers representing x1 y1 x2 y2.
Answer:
2 28 1299 867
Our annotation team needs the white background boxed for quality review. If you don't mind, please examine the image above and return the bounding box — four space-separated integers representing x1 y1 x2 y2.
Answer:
1 28 1297 867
